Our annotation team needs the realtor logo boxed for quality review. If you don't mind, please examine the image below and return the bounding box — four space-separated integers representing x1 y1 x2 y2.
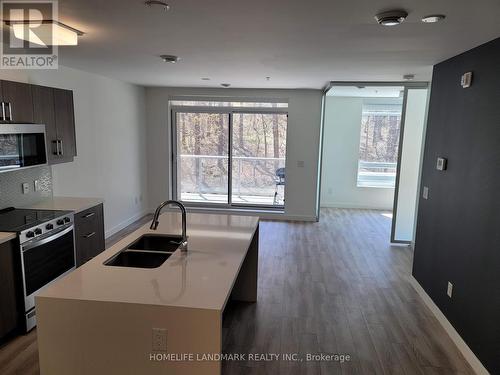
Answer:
1 0 58 69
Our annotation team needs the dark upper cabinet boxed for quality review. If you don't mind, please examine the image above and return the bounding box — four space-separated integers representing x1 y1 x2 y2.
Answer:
0 239 19 340
53 88 77 163
32 85 77 164
0 80 34 123
74 204 105 267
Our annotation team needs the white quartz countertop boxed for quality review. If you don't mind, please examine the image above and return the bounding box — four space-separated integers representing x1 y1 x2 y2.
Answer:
26 196 103 213
0 231 16 245
37 212 259 312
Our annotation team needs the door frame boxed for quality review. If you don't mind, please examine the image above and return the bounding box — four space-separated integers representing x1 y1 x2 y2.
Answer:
322 81 429 243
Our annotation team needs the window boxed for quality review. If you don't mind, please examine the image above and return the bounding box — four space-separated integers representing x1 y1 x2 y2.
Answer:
172 100 287 208
357 101 402 188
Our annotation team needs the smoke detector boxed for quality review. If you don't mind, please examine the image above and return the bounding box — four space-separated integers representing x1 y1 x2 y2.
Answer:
220 83 231 88
375 10 408 26
160 55 179 63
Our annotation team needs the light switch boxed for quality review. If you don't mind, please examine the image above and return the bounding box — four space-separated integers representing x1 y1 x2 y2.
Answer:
422 186 429 200
436 157 447 171
461 72 472 88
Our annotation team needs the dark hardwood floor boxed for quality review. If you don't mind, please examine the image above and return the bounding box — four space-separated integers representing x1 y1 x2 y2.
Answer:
0 209 473 375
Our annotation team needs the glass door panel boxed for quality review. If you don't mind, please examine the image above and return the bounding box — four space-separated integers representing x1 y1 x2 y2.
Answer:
175 112 229 204
232 113 287 206
392 88 429 242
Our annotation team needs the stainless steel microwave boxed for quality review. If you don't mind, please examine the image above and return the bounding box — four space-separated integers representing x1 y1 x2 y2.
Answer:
0 124 48 173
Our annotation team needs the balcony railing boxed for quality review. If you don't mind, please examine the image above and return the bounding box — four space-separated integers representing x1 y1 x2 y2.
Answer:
178 154 285 205
357 161 397 188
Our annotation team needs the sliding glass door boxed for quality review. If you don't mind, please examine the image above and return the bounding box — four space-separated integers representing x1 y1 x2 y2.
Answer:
175 111 230 204
232 113 287 205
172 102 288 208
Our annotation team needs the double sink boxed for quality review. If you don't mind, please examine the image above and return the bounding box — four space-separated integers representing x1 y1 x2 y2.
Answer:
104 234 183 269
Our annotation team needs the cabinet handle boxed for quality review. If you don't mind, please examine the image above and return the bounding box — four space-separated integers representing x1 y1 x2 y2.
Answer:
7 102 13 122
83 212 95 218
83 232 96 238
52 140 59 155
1 102 5 121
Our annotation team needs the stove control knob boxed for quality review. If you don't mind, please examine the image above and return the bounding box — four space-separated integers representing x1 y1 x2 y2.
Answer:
26 231 35 238
46 223 54 230
64 217 71 223
57 219 64 226
34 228 42 236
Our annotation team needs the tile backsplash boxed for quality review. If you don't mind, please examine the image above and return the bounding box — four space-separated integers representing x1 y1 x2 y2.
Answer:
0 166 52 209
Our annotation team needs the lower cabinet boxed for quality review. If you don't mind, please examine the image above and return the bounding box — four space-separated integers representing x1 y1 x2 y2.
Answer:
0 239 19 339
74 204 105 267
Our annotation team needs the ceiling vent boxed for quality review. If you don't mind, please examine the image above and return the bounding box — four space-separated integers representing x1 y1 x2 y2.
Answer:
374 10 408 26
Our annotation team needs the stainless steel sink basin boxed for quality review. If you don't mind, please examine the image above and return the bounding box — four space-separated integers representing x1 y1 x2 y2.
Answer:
104 250 173 268
127 234 184 252
104 234 183 268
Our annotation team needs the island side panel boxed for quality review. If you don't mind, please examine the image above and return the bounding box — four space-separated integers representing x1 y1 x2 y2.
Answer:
37 297 222 375
231 223 259 302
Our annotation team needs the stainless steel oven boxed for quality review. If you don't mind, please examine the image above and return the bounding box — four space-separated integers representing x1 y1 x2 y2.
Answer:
19 215 76 331
0 124 47 173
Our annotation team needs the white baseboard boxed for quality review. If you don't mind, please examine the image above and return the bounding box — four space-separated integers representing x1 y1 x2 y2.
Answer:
409 276 489 375
105 210 149 238
321 201 393 210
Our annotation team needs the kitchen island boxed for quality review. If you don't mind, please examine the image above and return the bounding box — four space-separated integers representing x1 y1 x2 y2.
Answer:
36 212 259 375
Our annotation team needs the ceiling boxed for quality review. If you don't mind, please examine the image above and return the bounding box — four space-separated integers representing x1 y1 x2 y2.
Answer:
43 0 500 88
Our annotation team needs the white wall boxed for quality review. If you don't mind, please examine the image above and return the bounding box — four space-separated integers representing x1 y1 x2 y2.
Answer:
145 87 323 221
321 96 395 210
0 66 148 236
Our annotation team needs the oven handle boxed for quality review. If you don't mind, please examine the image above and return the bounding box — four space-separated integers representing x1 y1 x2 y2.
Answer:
21 225 74 252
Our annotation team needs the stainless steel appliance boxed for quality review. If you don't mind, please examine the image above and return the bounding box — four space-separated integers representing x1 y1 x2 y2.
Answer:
0 208 75 331
0 124 47 173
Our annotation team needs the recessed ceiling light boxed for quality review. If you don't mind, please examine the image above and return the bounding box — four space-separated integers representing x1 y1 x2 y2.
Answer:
403 74 415 80
220 83 231 88
201 77 210 81
160 55 179 63
421 15 446 23
266 76 271 81
145 0 170 11
5 20 83 46
374 10 408 26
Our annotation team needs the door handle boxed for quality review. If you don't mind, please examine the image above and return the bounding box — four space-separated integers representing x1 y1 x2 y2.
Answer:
52 140 59 155
7 102 13 122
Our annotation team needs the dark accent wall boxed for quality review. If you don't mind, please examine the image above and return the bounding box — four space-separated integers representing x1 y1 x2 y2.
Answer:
413 37 500 373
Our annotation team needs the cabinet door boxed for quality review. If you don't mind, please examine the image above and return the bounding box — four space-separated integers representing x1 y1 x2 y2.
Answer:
1 80 34 123
32 85 59 163
53 88 77 163
0 240 19 339
75 204 105 266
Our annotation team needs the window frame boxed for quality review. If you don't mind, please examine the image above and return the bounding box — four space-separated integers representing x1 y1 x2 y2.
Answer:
356 103 402 189
170 102 289 211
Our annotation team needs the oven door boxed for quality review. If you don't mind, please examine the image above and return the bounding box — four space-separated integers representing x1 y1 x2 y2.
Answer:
0 124 47 173
21 225 76 313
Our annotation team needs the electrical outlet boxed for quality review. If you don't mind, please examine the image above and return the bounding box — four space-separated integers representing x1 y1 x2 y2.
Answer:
22 183 29 194
436 157 447 171
447 282 453 298
152 328 167 352
422 186 429 200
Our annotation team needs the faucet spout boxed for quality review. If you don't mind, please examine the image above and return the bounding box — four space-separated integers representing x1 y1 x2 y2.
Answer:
150 200 188 251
